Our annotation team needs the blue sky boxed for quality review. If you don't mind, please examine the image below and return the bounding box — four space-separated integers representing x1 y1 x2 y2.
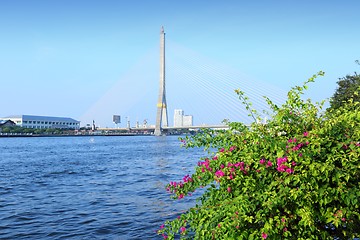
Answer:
0 0 359 127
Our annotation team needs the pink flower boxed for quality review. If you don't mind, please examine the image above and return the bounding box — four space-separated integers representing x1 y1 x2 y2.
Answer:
298 153 303 157
178 194 184 199
227 187 231 193
218 224 221 228
281 218 285 223
283 227 288 232
183 175 192 183
259 159 266 165
180 226 186 233
229 146 236 152
220 164 225 169
262 232 268 239
162 234 168 239
160 224 165 229
215 170 225 178
266 161 273 167
341 217 346 222
219 148 225 152
213 155 218 160
303 132 309 137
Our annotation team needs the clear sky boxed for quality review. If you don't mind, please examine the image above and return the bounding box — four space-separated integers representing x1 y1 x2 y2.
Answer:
1 0 359 127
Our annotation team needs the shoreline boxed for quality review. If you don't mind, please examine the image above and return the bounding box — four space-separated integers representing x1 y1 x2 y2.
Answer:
0 133 147 138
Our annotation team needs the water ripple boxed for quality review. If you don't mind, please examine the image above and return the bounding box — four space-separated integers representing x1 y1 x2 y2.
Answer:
0 136 207 239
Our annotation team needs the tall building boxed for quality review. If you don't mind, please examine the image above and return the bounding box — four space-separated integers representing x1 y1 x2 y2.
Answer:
174 109 184 127
173 109 193 127
0 115 80 129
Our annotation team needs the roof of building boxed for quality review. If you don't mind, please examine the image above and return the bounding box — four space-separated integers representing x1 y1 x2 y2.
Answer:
1 115 80 123
0 119 16 126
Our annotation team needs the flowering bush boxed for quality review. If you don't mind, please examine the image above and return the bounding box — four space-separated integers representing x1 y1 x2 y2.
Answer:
157 72 360 239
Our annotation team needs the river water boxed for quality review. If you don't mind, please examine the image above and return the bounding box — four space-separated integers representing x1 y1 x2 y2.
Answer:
0 136 206 239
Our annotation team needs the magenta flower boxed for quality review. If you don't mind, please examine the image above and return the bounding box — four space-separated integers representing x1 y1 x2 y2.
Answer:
160 224 165 229
227 187 231 193
259 159 266 165
219 148 225 152
218 224 221 228
303 132 309 137
213 155 218 160
261 232 268 239
283 227 288 232
180 226 186 233
229 146 236 152
178 194 184 199
266 161 273 167
162 234 168 239
215 170 225 178
183 175 192 183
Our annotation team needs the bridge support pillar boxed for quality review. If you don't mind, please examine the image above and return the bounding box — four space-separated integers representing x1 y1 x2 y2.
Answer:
155 26 168 136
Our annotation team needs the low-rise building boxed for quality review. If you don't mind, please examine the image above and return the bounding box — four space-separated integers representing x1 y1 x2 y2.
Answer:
0 115 80 129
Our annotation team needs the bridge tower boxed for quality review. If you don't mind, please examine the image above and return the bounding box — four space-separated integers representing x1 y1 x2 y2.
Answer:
154 26 168 136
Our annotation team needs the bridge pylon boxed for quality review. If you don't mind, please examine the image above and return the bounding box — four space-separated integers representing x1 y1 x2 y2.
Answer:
154 26 168 136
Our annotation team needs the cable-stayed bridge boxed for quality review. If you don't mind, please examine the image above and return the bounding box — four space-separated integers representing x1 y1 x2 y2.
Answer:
81 27 287 134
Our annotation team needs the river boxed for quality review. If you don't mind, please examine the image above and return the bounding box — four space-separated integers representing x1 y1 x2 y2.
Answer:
0 135 206 239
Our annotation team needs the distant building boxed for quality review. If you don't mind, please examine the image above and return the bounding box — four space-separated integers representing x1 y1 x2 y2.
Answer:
0 120 16 131
174 109 184 127
173 109 193 127
183 115 193 127
0 115 80 129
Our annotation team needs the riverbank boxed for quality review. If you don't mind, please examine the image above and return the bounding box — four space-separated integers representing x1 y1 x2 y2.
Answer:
0 132 142 137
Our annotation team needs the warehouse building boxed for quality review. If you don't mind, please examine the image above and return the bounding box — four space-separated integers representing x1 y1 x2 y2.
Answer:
0 115 80 129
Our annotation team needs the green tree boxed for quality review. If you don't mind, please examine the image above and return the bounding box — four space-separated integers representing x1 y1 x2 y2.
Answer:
329 61 360 110
158 72 360 239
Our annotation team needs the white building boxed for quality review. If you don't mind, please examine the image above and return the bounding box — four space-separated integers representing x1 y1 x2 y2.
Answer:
0 115 80 129
174 109 184 127
183 115 193 127
173 109 193 127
